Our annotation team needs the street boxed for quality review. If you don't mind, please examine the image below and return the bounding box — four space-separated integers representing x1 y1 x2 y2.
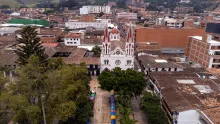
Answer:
89 77 111 124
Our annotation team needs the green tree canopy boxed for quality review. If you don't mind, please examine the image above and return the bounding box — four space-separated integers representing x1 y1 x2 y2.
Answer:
0 57 93 124
15 26 48 66
140 92 168 124
98 67 146 97
91 45 101 57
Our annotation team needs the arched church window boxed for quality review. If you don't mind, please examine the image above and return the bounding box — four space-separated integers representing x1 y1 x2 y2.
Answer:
114 36 116 39
127 60 132 65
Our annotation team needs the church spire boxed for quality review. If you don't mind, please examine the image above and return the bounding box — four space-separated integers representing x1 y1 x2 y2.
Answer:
125 22 134 56
102 24 111 55
126 23 134 43
103 24 110 42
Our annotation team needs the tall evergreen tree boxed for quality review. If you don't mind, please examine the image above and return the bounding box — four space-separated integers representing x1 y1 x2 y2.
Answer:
15 26 48 66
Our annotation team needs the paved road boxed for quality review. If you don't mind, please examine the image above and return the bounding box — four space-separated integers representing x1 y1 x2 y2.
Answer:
132 97 148 124
89 77 111 124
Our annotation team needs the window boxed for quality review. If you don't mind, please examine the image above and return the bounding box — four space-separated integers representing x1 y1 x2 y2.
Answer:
126 60 132 65
74 39 76 40
74 42 77 44
114 36 116 39
71 39 72 40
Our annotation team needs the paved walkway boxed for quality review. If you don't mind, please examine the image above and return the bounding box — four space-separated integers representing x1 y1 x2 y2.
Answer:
89 77 111 124
132 97 148 124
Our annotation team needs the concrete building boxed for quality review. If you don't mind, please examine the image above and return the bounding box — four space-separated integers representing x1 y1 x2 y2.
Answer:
156 17 184 28
185 23 220 69
149 71 220 124
80 15 94 22
100 25 134 72
64 33 81 46
180 0 191 3
80 6 111 14
135 27 205 51
65 22 106 29
117 12 137 20
80 7 89 15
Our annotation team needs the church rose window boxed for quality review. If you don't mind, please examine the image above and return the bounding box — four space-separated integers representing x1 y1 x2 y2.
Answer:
116 51 120 55
115 60 121 65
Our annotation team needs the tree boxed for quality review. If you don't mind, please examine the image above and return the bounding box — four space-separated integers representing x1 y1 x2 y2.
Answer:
0 57 93 124
15 26 48 66
98 12 104 17
91 45 101 57
98 67 146 97
140 92 168 124
0 5 10 9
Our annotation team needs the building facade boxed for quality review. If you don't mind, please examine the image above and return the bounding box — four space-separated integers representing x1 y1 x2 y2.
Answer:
64 33 81 46
65 22 106 29
117 12 137 20
136 27 205 49
185 34 220 68
100 25 134 72
81 6 111 14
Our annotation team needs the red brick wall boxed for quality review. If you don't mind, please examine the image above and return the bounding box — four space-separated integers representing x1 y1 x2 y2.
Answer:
186 37 210 68
136 28 205 48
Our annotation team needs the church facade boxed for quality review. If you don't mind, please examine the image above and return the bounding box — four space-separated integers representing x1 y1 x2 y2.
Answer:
100 25 134 72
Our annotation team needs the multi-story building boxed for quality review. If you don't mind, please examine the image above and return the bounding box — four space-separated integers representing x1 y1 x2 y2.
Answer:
156 17 184 28
80 15 94 22
64 33 81 46
117 12 137 20
185 23 220 68
179 0 191 3
65 22 106 29
80 6 111 14
174 7 194 13
136 27 205 52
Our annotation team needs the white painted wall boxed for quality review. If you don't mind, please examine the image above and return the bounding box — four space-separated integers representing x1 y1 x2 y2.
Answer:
65 22 106 29
80 8 89 15
178 110 204 124
64 38 80 46
81 6 111 14
100 54 134 72
110 33 120 41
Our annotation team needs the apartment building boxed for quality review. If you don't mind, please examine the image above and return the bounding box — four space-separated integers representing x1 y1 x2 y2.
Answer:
156 17 184 28
185 23 220 68
117 12 137 20
65 22 106 29
136 27 205 50
64 33 81 46
80 15 94 22
80 6 111 14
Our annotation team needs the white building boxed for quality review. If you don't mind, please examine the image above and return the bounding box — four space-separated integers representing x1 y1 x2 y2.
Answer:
81 6 111 14
80 7 89 15
64 33 81 46
180 0 191 3
65 22 106 29
100 25 134 72
117 12 138 20
156 17 184 28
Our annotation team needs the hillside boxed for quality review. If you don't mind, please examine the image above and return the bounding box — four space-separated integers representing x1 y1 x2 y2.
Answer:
0 0 20 8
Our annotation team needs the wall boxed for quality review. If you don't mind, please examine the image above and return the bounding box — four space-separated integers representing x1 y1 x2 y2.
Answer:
65 22 106 29
185 37 210 68
64 38 80 46
136 28 205 49
100 54 134 72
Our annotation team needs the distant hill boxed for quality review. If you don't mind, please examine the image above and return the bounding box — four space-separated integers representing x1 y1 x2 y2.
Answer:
0 0 20 8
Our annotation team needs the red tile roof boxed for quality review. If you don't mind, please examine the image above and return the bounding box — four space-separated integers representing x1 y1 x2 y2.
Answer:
111 28 120 34
65 33 81 38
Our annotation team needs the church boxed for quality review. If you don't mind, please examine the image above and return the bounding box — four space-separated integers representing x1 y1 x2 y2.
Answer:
100 24 134 72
